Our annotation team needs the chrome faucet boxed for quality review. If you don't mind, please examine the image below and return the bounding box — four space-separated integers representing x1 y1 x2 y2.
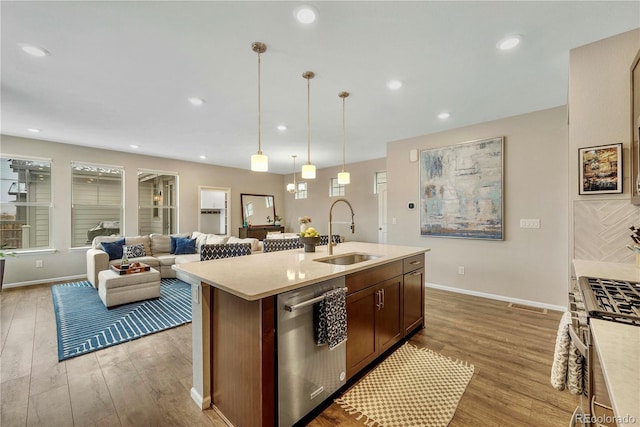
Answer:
328 198 355 255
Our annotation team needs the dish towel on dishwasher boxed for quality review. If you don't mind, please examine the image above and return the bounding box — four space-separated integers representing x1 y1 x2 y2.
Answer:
550 311 584 394
314 288 347 350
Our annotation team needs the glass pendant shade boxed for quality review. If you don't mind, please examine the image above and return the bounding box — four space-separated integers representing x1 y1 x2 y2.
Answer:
251 153 268 172
337 171 351 185
301 163 316 179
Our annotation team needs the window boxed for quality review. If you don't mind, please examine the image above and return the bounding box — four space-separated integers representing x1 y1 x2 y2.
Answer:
138 170 178 235
330 177 345 197
71 162 123 247
374 170 387 194
0 156 52 250
295 182 307 200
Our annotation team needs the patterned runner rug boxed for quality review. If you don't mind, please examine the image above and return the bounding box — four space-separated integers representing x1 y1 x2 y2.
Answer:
336 343 474 427
51 278 191 361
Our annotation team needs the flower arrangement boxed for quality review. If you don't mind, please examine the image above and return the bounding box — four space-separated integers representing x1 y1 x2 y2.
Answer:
267 215 282 223
298 216 312 224
628 225 640 254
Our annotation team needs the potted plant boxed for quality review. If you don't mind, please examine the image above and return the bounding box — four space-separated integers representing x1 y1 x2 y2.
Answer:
0 248 16 292
274 215 282 226
628 225 640 268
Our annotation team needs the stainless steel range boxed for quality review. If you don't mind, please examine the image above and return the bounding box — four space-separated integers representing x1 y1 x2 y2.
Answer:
569 277 640 427
578 277 640 326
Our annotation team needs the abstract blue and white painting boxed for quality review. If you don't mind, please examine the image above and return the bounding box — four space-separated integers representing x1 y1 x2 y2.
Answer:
420 136 504 240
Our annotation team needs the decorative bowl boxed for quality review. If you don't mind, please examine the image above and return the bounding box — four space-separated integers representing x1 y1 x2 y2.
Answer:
299 236 321 252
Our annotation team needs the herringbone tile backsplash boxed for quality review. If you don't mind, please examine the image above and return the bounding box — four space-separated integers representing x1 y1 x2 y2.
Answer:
574 200 640 262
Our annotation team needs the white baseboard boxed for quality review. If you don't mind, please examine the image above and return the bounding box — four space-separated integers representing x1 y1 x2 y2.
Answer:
190 387 211 410
3 274 86 289
425 282 566 312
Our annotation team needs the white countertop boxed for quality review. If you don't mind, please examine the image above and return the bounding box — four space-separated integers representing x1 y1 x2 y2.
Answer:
590 319 640 427
174 241 429 300
572 260 640 426
573 259 640 282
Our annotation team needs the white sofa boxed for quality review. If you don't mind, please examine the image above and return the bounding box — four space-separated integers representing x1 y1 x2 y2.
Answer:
86 232 261 287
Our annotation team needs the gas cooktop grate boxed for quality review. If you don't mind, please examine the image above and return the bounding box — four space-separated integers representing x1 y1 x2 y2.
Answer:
579 277 640 326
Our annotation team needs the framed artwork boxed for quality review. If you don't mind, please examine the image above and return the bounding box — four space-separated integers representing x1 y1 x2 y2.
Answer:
578 143 622 194
420 136 504 240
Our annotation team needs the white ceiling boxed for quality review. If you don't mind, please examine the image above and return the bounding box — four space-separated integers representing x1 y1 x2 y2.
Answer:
2 1 639 174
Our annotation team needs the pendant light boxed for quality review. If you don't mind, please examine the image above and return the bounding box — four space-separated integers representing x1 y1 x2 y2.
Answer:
250 42 268 172
301 71 316 179
337 91 350 184
286 155 297 193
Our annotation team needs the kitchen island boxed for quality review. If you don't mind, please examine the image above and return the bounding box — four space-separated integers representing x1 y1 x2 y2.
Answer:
174 241 429 427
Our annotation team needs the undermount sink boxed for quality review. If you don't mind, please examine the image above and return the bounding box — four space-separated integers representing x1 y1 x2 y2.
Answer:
313 252 381 265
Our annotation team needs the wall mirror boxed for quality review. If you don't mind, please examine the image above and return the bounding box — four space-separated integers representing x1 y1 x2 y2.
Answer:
631 48 640 205
240 193 276 227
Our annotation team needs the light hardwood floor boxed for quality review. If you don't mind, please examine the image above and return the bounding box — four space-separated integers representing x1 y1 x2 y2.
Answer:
1 283 578 426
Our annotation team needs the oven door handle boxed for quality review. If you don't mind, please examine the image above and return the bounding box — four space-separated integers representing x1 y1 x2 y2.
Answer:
568 323 588 358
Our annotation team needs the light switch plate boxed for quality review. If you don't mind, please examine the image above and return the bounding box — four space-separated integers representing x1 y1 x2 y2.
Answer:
520 219 541 229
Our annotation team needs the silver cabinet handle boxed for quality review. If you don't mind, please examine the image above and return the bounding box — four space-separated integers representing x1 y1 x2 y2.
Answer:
410 260 421 265
376 290 382 310
409 271 421 276
381 288 385 309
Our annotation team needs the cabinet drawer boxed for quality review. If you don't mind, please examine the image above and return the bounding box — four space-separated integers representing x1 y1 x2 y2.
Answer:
346 261 402 295
403 253 425 273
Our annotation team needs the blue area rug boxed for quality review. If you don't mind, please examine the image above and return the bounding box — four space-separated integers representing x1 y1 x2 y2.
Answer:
51 278 191 361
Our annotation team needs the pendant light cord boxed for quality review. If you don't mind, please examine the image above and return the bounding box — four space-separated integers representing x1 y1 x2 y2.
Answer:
307 76 311 164
342 96 346 171
257 51 262 154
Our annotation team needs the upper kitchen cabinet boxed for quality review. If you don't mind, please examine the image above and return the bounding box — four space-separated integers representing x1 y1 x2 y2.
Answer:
631 48 640 205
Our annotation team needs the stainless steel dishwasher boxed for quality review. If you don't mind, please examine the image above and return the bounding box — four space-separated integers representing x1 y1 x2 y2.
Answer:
277 276 347 427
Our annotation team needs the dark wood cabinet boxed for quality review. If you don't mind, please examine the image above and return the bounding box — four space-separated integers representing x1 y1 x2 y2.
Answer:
345 261 403 379
376 277 403 354
345 255 425 379
238 226 284 241
403 253 425 335
346 285 378 378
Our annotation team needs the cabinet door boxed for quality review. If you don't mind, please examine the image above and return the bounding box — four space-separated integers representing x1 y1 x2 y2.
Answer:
346 286 378 379
376 277 403 354
403 268 424 334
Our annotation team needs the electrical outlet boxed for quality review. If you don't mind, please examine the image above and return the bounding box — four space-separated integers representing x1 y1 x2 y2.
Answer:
392 217 397 225
35 260 43 268
458 266 465 275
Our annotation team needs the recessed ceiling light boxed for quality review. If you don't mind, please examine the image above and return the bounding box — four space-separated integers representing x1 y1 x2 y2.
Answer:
19 43 51 57
294 5 317 24
129 144 139 149
188 97 205 106
277 124 287 131
497 35 521 51
387 80 403 90
199 155 207 159
27 128 41 133
437 112 451 120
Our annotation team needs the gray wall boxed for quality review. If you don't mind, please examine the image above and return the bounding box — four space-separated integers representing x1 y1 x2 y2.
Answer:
386 106 569 308
569 28 640 263
1 135 285 285
281 158 386 244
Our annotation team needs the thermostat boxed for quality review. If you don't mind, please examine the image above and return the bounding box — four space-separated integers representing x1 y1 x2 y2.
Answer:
407 202 415 210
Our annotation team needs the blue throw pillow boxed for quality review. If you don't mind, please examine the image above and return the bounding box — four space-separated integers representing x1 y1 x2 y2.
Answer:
174 237 197 255
170 235 179 254
101 238 126 261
